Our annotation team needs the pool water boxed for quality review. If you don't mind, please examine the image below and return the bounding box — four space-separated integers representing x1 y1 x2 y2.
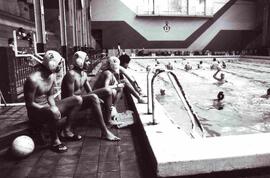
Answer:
132 58 270 137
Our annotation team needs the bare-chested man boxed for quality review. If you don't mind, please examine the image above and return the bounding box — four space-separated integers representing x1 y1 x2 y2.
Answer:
184 62 192 71
61 51 120 141
24 50 83 153
261 88 270 99
212 91 225 110
119 54 147 103
92 56 125 116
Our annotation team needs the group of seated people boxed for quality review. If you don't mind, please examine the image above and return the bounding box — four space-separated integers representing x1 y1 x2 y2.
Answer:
23 50 146 153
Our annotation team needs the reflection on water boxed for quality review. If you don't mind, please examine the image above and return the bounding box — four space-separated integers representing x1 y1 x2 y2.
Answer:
134 58 270 137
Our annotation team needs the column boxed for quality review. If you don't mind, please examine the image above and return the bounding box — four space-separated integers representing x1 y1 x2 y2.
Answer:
261 0 270 55
33 0 46 52
59 0 68 59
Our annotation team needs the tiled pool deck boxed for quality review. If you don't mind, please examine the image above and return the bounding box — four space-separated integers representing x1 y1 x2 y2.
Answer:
0 102 154 178
2 105 270 178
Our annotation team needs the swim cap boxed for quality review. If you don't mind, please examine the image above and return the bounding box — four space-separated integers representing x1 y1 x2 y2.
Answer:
42 50 63 73
108 56 120 73
217 91 224 100
73 51 88 69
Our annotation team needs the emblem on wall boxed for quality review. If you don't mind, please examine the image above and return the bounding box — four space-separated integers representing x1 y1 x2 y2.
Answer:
163 21 170 32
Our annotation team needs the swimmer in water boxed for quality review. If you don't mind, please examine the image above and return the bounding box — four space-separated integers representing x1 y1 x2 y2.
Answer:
261 88 270 99
184 62 192 71
197 61 203 69
197 60 207 70
210 58 220 70
213 67 227 84
155 59 160 66
166 62 174 70
221 61 227 69
194 91 225 111
213 91 225 110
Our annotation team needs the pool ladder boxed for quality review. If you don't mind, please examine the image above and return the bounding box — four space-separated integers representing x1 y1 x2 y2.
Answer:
147 66 205 138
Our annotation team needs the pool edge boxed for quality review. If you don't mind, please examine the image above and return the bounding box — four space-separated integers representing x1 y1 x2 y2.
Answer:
129 93 270 177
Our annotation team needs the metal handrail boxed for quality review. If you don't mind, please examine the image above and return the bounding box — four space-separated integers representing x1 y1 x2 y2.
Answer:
1 31 67 106
147 65 155 114
147 65 205 137
147 65 166 114
13 30 42 64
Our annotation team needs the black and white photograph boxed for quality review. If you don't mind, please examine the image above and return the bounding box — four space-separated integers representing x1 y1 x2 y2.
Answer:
0 0 270 177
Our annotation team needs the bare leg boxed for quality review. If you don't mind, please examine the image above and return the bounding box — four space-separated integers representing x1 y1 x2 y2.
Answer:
82 94 120 141
29 107 67 152
90 87 113 124
57 95 83 137
41 109 62 146
112 87 123 106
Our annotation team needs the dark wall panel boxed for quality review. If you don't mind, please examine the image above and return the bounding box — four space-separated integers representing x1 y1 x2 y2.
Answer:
204 30 257 51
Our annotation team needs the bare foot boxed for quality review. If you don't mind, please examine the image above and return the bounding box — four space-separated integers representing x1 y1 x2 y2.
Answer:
108 119 122 126
138 97 147 104
102 131 120 141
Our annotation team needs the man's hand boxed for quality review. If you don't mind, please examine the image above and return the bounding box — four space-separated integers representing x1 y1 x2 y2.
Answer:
50 105 61 119
117 83 125 88
110 83 125 90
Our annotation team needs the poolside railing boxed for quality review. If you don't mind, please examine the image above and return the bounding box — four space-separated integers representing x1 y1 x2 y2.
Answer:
0 47 66 103
0 47 36 102
147 65 205 138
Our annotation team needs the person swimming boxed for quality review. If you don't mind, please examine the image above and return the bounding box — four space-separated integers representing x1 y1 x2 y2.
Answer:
210 58 220 70
184 62 192 71
221 61 227 69
166 62 174 70
261 88 270 99
197 61 203 69
213 91 225 110
155 59 160 66
197 60 207 70
195 91 225 111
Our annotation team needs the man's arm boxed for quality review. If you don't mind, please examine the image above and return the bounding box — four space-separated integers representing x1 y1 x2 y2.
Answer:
24 78 44 109
119 66 135 83
119 66 141 93
61 72 75 97
103 71 114 87
47 80 57 107
213 69 221 81
47 80 61 119
83 73 92 93
103 71 124 90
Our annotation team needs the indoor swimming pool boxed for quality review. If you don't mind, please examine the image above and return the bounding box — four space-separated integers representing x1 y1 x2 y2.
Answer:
132 57 270 137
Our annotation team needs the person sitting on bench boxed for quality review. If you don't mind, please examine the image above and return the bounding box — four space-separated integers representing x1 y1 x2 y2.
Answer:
24 50 83 153
61 51 120 140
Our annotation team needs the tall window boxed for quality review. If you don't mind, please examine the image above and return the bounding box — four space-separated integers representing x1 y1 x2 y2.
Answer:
188 0 206 16
137 0 229 16
154 0 188 15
